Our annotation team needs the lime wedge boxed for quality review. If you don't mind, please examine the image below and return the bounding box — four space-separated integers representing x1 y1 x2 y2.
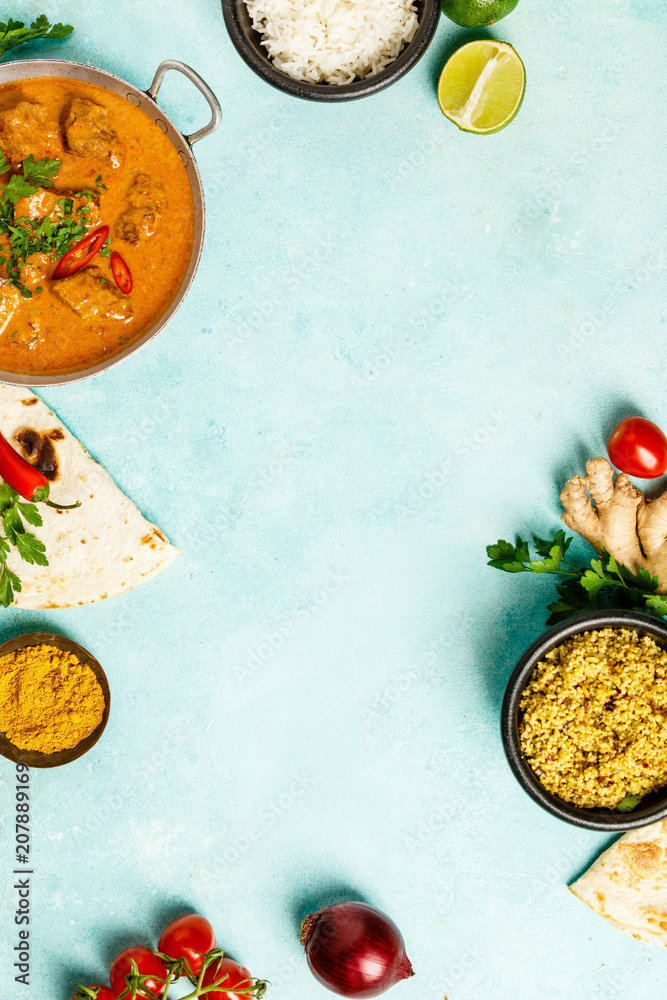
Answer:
437 40 525 134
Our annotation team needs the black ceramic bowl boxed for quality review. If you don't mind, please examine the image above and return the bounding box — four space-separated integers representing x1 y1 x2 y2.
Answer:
0 633 110 768
222 0 442 101
502 610 667 832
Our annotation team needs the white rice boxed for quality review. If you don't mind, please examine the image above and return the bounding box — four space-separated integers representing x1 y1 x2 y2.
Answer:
244 0 420 85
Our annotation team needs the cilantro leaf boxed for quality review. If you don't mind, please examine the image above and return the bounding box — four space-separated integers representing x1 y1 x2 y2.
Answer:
3 503 23 545
0 561 21 607
21 154 61 188
486 536 530 573
17 501 43 527
14 530 48 566
0 482 17 513
636 566 660 592
529 540 565 573
617 794 642 813
532 535 555 558
2 172 36 205
645 593 667 616
580 560 609 599
0 17 73 61
0 149 8 173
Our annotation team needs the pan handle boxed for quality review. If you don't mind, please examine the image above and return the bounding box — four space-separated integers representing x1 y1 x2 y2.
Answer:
146 59 221 146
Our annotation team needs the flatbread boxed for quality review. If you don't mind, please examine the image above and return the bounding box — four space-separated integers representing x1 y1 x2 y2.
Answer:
0 384 179 608
570 819 667 945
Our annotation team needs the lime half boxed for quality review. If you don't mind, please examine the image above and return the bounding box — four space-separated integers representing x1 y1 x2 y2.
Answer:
441 0 520 28
438 40 525 134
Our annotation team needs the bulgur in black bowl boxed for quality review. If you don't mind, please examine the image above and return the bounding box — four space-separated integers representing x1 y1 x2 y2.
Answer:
502 610 667 832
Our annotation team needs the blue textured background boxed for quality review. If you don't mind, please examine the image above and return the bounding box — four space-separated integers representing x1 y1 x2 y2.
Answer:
0 0 666 997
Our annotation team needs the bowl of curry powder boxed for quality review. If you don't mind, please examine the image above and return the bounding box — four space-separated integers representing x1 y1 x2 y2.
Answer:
0 633 109 767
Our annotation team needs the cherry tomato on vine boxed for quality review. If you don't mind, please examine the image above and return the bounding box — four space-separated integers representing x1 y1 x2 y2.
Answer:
200 957 258 1000
607 417 667 478
158 914 216 975
109 946 168 998
70 987 117 1000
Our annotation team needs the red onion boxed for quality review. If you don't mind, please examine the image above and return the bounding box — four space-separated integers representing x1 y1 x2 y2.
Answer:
300 901 414 998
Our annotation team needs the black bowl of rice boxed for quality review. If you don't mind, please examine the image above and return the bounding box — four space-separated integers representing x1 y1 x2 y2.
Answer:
222 0 442 101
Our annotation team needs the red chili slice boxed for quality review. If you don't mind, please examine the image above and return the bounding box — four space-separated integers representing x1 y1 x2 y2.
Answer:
52 225 110 279
110 250 133 295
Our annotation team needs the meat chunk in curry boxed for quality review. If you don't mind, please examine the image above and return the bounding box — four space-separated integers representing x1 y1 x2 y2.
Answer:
50 265 132 322
14 187 101 227
62 98 119 164
115 173 167 246
0 102 56 164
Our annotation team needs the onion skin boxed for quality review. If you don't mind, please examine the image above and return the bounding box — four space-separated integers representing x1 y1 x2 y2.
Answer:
300 901 414 998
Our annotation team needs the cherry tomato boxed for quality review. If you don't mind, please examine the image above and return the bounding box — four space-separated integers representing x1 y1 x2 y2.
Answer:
158 914 216 975
201 957 257 1000
607 417 667 478
70 988 117 1000
110 251 133 295
109 946 168 998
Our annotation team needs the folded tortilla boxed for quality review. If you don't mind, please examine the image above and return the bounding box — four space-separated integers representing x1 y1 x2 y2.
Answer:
570 819 667 945
0 385 179 608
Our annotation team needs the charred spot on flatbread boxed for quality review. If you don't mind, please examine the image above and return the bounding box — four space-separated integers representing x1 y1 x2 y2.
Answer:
644 907 667 932
618 842 664 881
14 428 60 480
21 397 38 406
141 528 167 550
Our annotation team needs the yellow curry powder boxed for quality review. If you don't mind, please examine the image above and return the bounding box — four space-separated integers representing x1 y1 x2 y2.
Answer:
0 644 104 753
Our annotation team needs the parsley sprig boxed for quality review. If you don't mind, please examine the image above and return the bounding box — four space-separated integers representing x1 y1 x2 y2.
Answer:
0 16 73 61
0 156 106 297
0 483 48 607
487 529 667 626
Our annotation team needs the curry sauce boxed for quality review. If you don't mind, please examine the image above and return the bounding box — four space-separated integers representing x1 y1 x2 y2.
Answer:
0 78 195 375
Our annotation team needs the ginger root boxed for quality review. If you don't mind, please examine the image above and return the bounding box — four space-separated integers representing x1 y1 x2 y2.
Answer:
561 457 667 593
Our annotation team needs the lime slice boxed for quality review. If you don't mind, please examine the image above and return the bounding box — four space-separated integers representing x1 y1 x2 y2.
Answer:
441 0 520 28
437 40 525 134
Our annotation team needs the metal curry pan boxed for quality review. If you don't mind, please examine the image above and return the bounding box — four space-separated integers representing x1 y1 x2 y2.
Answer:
0 58 222 386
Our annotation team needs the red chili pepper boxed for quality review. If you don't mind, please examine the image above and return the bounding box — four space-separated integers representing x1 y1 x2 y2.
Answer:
110 250 133 294
52 225 110 279
0 431 80 509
